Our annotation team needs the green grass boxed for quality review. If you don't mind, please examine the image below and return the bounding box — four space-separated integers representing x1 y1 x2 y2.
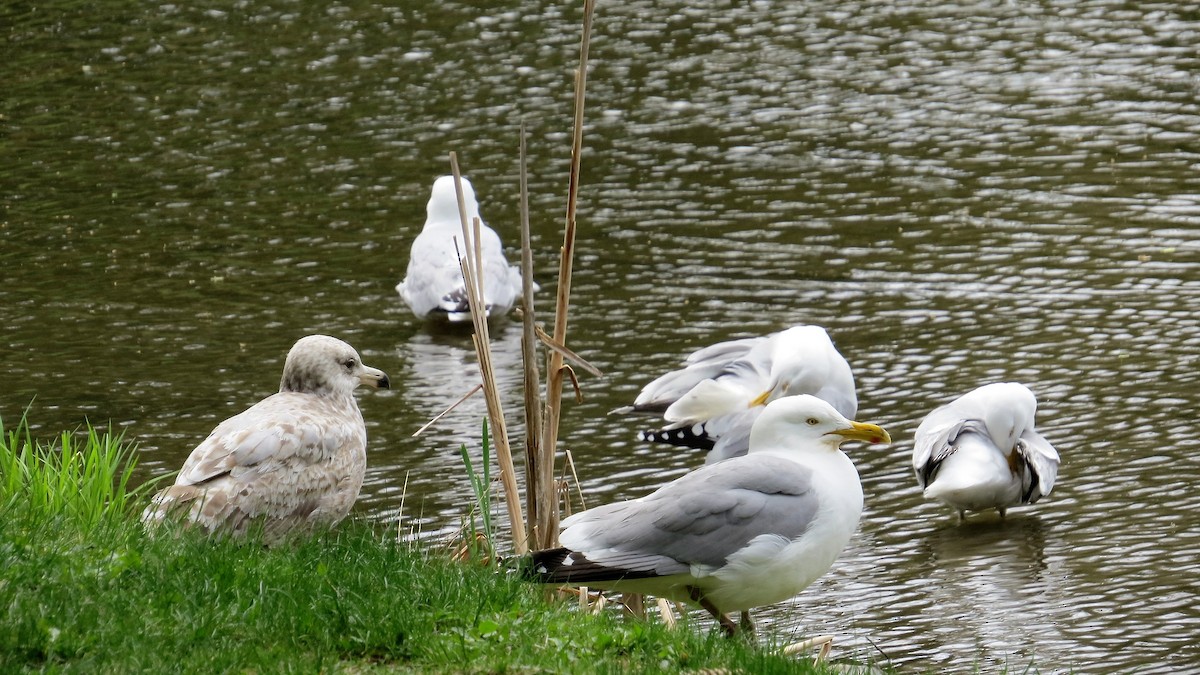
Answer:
457 419 495 562
0 419 859 674
0 414 150 529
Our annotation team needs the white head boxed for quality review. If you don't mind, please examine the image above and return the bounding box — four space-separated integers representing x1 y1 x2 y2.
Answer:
426 175 480 226
954 382 1038 449
279 335 390 397
752 325 857 416
748 394 890 454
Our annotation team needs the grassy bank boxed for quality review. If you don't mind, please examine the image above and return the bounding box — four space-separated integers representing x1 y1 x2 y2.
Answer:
0 420 850 674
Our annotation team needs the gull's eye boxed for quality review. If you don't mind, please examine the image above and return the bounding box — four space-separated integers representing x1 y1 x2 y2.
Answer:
343 358 356 370
806 417 820 426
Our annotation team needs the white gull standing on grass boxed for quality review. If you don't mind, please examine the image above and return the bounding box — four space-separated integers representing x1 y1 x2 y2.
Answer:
396 175 526 323
141 335 390 543
912 382 1060 520
530 395 890 635
626 324 858 464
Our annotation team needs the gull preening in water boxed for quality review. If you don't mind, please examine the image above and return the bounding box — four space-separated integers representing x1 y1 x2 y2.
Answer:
142 335 390 543
627 324 858 464
396 175 526 323
529 395 889 635
912 382 1060 520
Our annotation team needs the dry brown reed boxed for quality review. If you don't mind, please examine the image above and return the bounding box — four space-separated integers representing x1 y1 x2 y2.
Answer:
534 0 596 551
426 0 597 558
449 153 528 554
517 124 548 549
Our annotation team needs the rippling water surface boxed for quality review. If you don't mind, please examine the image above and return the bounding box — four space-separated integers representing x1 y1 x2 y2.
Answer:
4 1 1199 672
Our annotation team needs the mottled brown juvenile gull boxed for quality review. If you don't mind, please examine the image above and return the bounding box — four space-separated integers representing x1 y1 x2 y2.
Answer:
396 175 527 322
627 324 858 464
142 335 389 542
913 382 1060 520
530 395 890 635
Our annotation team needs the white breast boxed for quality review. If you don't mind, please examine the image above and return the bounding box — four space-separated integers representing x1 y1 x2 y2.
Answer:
701 450 863 613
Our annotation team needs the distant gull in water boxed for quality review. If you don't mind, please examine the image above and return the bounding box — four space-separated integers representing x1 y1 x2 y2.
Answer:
912 382 1060 520
142 335 390 543
529 395 890 635
396 175 527 323
625 324 858 464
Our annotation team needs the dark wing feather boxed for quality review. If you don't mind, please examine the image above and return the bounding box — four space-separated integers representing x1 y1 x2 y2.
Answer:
527 547 684 583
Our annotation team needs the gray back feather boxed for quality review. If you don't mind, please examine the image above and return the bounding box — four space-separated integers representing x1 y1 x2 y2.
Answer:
561 455 819 570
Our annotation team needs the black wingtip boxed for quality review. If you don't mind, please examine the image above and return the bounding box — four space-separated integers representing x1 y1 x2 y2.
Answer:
638 425 715 451
526 547 666 585
1022 462 1041 504
524 547 571 582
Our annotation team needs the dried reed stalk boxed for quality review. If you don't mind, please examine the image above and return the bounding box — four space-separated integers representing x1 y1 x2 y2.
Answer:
411 383 483 438
534 324 602 377
655 598 678 630
563 447 587 512
517 124 548 545
434 0 596 556
782 635 834 663
449 153 528 554
536 0 596 552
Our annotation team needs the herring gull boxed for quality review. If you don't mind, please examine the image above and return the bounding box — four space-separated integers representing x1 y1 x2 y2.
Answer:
396 175 526 323
142 335 390 542
529 395 890 635
627 324 858 464
912 382 1060 519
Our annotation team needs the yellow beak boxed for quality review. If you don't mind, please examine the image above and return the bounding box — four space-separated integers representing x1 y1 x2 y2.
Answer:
828 421 891 445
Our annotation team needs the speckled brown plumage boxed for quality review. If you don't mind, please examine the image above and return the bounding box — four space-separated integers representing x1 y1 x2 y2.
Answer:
142 335 389 544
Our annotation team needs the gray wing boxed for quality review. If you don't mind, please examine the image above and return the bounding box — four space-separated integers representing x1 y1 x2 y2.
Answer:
702 409 759 464
912 412 986 489
685 336 763 366
557 455 818 578
1017 429 1060 502
632 336 765 411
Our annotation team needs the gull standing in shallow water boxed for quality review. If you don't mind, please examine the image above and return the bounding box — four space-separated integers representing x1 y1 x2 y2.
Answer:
142 335 390 543
529 395 890 635
627 324 858 464
912 382 1060 520
396 175 526 323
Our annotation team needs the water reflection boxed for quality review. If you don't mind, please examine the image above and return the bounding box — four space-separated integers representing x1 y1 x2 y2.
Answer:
4 0 1200 672
363 322 530 537
914 519 1056 669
